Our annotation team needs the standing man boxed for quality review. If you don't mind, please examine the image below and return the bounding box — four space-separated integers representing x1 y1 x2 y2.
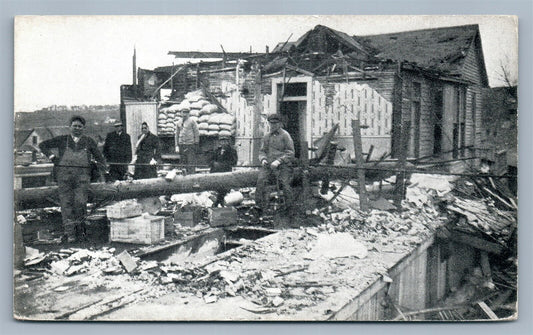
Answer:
39 116 106 243
176 107 199 174
209 134 238 206
103 121 132 181
255 114 295 214
134 122 160 179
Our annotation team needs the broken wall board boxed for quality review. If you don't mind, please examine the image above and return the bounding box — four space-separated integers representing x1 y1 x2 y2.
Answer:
448 230 504 255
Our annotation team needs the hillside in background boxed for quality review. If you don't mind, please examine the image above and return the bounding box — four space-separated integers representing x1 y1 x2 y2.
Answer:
15 106 121 142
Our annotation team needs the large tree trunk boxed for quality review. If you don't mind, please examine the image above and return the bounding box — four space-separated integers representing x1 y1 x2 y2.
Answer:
15 162 404 210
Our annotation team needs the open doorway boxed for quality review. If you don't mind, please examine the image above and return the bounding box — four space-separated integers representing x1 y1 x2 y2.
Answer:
279 101 306 159
277 82 308 159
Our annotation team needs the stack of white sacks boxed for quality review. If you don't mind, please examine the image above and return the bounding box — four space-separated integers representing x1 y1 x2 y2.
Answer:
158 89 236 137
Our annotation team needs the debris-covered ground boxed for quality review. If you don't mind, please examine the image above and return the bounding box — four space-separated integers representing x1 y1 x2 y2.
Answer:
13 173 517 321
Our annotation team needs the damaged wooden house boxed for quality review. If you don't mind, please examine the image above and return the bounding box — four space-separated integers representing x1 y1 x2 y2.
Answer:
121 24 489 170
14 23 518 322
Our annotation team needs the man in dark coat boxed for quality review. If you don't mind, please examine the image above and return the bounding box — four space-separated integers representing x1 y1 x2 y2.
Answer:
103 121 132 181
209 134 238 206
134 122 161 179
39 115 107 242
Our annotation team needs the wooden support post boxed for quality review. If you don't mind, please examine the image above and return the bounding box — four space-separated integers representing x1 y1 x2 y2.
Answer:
300 141 310 213
320 140 337 195
365 144 374 162
352 119 369 211
195 63 200 89
394 120 410 208
252 61 263 165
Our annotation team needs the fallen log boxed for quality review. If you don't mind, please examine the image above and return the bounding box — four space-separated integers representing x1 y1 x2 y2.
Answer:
15 162 403 210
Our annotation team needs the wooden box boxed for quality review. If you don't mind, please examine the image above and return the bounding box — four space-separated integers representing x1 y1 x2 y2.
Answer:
209 207 238 227
174 209 202 227
106 201 143 219
110 214 165 244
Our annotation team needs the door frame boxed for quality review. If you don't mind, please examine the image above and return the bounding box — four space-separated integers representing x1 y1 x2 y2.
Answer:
271 76 313 156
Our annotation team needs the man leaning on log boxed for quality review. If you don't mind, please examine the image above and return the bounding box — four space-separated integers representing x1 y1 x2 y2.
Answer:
254 114 295 215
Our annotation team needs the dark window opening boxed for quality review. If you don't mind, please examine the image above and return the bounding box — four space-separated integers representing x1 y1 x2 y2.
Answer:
279 82 307 97
433 87 443 155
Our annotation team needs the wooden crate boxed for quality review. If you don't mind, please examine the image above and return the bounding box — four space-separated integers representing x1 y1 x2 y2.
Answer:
110 214 165 244
174 208 202 227
209 207 238 227
106 201 143 219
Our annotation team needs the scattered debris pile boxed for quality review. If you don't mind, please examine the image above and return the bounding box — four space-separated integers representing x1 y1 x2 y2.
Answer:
14 171 518 320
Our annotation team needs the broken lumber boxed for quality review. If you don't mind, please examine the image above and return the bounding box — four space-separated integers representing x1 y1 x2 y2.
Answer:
477 301 499 320
55 298 104 320
352 119 368 211
448 230 504 255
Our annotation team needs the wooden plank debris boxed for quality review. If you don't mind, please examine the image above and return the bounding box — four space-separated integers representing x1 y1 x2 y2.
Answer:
55 298 104 320
394 121 410 208
116 250 137 273
352 119 368 211
477 301 499 320
448 231 504 255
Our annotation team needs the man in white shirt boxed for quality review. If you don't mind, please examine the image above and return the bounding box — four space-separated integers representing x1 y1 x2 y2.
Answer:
176 107 200 174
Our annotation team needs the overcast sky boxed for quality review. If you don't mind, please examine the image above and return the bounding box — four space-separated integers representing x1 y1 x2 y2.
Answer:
14 15 518 112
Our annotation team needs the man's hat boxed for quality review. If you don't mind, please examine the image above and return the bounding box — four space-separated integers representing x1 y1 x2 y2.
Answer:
114 121 123 127
267 114 281 123
218 134 231 140
181 107 191 112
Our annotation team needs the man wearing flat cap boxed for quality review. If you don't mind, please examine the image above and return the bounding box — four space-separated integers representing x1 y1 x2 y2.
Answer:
255 114 295 214
103 120 132 181
176 107 199 174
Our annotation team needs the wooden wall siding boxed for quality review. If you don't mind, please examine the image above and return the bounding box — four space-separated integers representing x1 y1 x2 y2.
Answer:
425 242 449 307
461 36 486 86
441 84 457 157
387 249 428 315
124 102 158 155
310 81 393 138
351 289 388 320
460 36 487 156
339 237 476 320
217 80 273 164
365 70 396 102
218 81 254 138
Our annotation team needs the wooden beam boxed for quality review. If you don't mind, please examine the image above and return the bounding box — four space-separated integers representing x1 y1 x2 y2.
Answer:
150 66 187 99
477 301 499 320
352 119 369 211
15 162 403 210
252 61 263 165
168 51 252 59
394 121 410 208
365 145 374 163
448 230 504 255
285 64 315 77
